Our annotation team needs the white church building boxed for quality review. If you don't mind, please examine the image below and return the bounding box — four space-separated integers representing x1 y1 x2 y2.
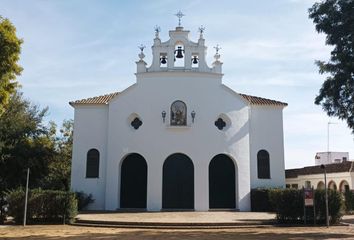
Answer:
70 18 287 211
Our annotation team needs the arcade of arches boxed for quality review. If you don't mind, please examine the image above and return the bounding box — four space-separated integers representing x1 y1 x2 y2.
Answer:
119 153 237 209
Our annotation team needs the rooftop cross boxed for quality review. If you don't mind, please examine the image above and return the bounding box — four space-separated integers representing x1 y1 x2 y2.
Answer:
214 44 221 54
175 10 185 27
154 25 161 38
198 25 205 38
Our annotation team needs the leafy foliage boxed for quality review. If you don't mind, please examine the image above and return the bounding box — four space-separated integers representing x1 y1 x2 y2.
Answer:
268 188 343 224
0 92 51 193
309 0 354 132
344 190 354 212
0 93 74 223
0 16 23 115
6 188 77 224
250 188 274 212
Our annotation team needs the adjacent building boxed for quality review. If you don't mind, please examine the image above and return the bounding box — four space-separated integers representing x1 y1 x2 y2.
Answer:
286 161 354 192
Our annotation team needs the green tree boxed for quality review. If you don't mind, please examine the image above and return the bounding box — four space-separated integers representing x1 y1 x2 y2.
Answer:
0 92 55 193
0 17 23 115
309 0 354 132
43 120 73 191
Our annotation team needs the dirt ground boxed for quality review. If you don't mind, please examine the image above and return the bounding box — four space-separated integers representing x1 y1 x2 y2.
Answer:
1 225 354 240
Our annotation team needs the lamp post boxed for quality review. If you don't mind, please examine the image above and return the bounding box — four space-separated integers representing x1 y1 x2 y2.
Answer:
320 164 329 227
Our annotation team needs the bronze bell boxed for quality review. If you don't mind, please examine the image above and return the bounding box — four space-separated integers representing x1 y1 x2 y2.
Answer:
175 46 184 58
192 56 198 64
160 56 167 64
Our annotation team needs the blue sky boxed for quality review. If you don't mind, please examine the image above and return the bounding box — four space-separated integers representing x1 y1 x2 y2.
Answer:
1 0 353 168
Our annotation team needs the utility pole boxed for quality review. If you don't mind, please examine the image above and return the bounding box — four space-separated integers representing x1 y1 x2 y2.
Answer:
23 168 30 227
321 164 329 227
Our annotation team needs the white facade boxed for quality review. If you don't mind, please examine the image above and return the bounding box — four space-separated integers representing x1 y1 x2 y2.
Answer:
315 152 349 165
70 23 287 211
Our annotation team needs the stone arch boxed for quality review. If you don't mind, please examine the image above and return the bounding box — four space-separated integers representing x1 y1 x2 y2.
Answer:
317 181 325 190
162 153 194 209
328 180 337 190
120 153 147 208
174 41 185 67
209 154 236 209
339 180 350 193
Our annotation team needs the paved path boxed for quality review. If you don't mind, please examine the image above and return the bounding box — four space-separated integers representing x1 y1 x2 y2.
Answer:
76 211 276 225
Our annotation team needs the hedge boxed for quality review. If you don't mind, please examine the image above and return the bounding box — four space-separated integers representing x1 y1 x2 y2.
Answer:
251 188 273 212
344 190 354 212
267 189 343 224
6 188 77 224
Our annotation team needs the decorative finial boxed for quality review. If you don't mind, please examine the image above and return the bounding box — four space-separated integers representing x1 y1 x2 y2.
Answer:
175 10 185 27
214 44 221 61
138 44 145 60
154 25 161 38
198 25 205 38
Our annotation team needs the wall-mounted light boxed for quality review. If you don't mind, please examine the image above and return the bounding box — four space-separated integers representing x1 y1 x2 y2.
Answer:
191 110 196 123
161 110 166 123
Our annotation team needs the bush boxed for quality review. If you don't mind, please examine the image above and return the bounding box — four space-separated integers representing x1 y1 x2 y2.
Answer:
251 188 274 212
269 189 304 223
0 192 8 224
344 190 354 212
315 189 343 224
6 188 77 224
75 191 94 211
268 188 343 224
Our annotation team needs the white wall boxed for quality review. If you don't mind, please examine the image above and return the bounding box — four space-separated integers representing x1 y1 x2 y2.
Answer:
104 71 251 211
249 106 286 189
286 172 353 191
71 105 108 210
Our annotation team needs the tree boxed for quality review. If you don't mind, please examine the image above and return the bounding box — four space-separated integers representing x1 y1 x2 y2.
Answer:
309 0 354 133
0 17 23 115
0 92 54 193
43 120 73 191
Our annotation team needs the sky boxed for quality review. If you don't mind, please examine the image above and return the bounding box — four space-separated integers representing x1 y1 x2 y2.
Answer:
1 0 353 169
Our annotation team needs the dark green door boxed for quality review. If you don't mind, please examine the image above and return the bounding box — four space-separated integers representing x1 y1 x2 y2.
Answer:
162 153 194 209
120 153 147 208
209 154 236 208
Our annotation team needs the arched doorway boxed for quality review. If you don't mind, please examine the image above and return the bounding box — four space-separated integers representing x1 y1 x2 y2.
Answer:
162 153 194 209
209 154 236 209
317 181 325 190
120 153 147 208
339 180 350 193
328 181 337 191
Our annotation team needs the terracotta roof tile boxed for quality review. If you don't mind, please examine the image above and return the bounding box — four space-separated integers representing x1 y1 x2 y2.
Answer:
69 92 119 106
285 161 354 178
239 93 288 107
69 92 287 107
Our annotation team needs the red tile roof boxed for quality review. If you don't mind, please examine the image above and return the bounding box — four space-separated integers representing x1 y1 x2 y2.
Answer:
69 92 287 107
69 92 119 106
239 93 288 107
285 161 354 178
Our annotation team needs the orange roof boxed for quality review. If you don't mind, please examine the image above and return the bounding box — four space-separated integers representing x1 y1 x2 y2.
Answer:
69 92 119 106
239 93 288 107
69 92 287 107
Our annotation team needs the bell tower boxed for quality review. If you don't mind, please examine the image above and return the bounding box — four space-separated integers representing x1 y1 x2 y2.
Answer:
136 11 223 75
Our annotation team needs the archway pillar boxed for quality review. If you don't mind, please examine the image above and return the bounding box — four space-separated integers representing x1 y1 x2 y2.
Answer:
194 159 209 211
147 157 162 211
